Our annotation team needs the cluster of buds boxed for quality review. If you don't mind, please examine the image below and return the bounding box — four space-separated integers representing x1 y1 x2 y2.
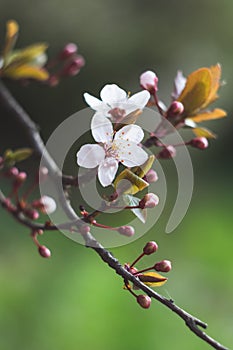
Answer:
124 241 172 309
47 43 85 87
78 190 160 236
79 205 135 237
0 155 56 258
0 20 85 86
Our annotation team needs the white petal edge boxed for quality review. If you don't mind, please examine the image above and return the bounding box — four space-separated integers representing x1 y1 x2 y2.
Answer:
83 93 103 111
77 144 105 168
115 124 144 144
91 113 113 143
117 141 148 167
98 157 119 187
100 84 127 105
127 90 150 110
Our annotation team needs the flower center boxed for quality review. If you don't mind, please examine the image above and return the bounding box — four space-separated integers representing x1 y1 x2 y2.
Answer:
105 141 120 159
108 107 126 121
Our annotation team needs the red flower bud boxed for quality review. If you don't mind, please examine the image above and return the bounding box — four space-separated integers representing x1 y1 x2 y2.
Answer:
167 101 184 117
154 260 172 272
38 245 51 258
136 294 151 309
158 145 176 159
143 241 158 255
63 55 85 76
16 171 27 183
47 75 60 87
190 137 208 150
118 225 135 237
6 166 19 178
24 209 40 220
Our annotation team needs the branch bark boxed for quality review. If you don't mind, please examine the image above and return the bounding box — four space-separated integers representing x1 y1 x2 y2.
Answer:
0 80 228 350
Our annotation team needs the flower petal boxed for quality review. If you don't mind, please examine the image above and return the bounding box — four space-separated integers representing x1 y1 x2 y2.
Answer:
127 90 150 112
83 93 104 111
172 70 187 100
116 141 148 167
100 84 127 105
98 157 118 187
115 124 144 144
77 144 105 168
91 113 113 143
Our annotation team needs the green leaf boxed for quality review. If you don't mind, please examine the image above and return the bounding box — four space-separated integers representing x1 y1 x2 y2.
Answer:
131 155 155 178
193 127 216 139
114 169 149 195
4 148 33 166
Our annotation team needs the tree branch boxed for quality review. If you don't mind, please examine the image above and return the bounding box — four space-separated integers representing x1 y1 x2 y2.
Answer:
0 80 228 350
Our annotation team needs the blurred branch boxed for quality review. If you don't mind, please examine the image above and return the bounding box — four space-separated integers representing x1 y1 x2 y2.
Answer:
0 80 228 350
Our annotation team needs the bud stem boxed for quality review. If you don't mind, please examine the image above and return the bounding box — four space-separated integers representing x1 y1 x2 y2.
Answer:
130 253 145 268
153 91 165 117
133 266 154 274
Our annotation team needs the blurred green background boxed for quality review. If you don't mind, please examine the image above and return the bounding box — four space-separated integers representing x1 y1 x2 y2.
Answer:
0 1 233 349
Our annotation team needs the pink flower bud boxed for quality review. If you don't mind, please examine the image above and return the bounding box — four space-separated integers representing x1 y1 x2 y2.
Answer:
143 241 158 255
47 75 60 87
13 171 27 188
118 225 135 237
158 145 176 159
32 196 57 214
136 295 151 309
190 137 208 150
25 209 40 220
140 70 158 93
7 167 19 178
167 101 184 117
63 55 85 76
144 169 158 183
139 193 159 209
16 171 27 183
38 166 49 182
154 260 172 272
124 263 138 274
60 43 78 60
38 245 51 258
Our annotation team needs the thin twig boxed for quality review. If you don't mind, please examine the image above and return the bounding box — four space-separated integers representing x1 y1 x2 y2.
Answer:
0 80 228 350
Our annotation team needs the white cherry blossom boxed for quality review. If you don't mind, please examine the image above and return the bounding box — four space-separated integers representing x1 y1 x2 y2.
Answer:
76 114 148 187
83 84 150 120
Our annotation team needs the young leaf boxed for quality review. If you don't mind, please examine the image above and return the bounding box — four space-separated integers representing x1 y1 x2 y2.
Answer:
138 272 167 287
193 127 216 139
188 108 226 123
4 64 49 80
114 168 149 195
3 20 19 58
123 194 147 223
131 155 155 178
177 68 212 116
3 148 33 166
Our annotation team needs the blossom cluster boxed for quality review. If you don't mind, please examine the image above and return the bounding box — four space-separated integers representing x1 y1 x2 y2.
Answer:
77 84 151 187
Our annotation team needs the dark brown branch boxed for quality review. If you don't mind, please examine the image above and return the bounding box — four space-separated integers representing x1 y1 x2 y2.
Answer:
0 80 228 350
